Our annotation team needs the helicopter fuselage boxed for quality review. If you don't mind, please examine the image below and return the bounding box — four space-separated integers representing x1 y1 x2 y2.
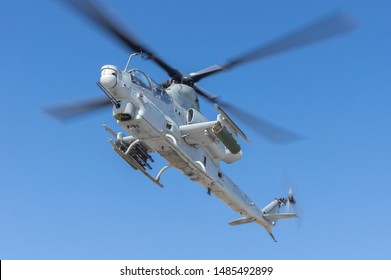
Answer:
100 64 284 237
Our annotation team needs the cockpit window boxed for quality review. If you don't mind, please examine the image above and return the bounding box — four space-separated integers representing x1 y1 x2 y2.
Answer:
130 70 151 89
150 78 172 104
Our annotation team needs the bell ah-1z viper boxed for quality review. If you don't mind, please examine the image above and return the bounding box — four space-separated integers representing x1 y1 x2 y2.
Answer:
48 0 356 241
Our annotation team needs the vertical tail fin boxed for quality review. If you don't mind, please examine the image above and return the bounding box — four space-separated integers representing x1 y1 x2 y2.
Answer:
261 191 299 241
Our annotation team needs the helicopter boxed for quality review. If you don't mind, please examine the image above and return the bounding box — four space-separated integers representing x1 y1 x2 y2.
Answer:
48 0 356 241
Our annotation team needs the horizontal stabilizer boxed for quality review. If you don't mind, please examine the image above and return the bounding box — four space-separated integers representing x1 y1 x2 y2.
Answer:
264 213 297 220
228 217 255 226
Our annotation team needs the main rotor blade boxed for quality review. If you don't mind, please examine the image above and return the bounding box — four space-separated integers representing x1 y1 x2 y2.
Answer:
218 101 303 144
190 11 356 82
193 84 220 102
44 97 111 121
63 0 182 79
193 85 301 144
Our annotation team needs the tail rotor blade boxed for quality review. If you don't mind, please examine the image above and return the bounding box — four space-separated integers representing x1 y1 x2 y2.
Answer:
288 187 296 206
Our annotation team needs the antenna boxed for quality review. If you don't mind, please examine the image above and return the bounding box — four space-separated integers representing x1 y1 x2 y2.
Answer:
124 52 141 71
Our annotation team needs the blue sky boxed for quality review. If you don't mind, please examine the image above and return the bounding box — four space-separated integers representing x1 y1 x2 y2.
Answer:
1 0 390 259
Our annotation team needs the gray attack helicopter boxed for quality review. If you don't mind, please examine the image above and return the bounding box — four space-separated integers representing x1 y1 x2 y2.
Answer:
48 0 356 241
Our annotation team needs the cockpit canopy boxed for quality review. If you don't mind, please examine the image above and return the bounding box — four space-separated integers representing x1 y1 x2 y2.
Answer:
128 69 172 104
129 69 152 90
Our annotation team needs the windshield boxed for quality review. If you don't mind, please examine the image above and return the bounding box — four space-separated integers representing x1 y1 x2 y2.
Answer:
129 70 151 90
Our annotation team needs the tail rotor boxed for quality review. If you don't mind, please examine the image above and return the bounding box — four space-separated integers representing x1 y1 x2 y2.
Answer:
279 171 302 228
286 187 296 213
